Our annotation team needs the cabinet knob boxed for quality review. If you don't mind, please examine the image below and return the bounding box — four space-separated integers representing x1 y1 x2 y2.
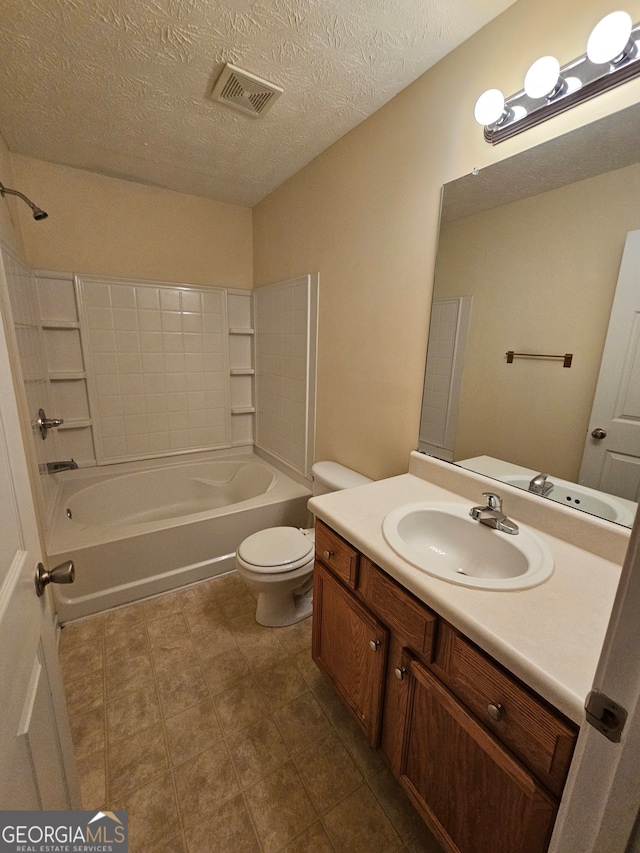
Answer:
323 550 335 560
394 666 407 680
369 639 380 652
487 703 504 722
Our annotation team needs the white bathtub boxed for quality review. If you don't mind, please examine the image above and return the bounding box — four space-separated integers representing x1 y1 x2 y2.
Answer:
46 452 312 623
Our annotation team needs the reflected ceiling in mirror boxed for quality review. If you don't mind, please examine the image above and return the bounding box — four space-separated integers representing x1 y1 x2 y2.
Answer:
420 102 640 527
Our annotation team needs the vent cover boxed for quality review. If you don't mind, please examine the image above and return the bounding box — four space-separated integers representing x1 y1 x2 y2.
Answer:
211 63 283 117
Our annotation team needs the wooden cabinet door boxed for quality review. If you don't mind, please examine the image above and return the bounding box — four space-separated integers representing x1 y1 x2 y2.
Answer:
400 655 558 853
312 561 388 746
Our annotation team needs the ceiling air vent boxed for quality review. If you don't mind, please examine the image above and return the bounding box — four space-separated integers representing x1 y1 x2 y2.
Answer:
211 63 283 118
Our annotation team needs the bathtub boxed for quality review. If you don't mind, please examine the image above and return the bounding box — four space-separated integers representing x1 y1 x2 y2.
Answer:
46 452 312 623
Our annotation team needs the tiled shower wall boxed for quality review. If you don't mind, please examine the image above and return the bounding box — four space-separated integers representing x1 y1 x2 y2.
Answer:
79 277 230 463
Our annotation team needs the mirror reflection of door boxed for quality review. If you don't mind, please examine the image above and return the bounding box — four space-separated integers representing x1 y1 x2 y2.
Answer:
418 297 471 462
580 230 640 501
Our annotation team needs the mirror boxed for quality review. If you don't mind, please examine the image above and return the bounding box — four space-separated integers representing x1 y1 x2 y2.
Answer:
419 103 640 527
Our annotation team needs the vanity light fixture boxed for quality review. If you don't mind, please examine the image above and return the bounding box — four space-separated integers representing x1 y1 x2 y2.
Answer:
475 10 640 144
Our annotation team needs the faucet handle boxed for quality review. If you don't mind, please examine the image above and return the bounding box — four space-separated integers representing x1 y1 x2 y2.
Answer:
482 492 503 511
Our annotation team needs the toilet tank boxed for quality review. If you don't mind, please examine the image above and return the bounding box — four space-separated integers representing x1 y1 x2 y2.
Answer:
311 461 372 496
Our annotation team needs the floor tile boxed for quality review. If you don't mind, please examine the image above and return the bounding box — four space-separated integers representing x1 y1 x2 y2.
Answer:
254 657 308 710
64 669 104 713
294 730 363 813
110 770 180 851
246 761 317 853
107 724 169 800
184 792 261 853
76 749 107 810
173 741 240 828
201 648 251 695
165 699 223 765
272 690 333 754
213 676 270 733
69 705 105 760
146 611 189 646
106 683 161 743
227 714 290 789
105 651 154 700
151 634 199 678
323 783 403 853
369 766 443 853
156 663 210 717
279 820 335 853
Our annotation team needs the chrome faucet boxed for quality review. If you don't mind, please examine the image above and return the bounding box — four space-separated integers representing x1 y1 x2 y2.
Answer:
529 473 554 497
46 459 78 473
469 492 519 535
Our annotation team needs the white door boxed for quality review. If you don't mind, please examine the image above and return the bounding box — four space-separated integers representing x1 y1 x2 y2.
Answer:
0 289 79 808
580 230 640 502
548 502 640 852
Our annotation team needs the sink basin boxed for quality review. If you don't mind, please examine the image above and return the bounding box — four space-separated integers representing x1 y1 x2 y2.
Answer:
500 475 636 526
382 501 553 590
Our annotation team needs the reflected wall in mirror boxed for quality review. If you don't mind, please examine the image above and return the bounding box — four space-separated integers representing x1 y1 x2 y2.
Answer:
419 103 640 527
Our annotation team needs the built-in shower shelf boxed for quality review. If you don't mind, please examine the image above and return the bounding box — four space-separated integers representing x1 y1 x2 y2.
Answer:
229 327 255 335
41 321 81 330
231 406 256 415
230 368 255 375
49 372 87 381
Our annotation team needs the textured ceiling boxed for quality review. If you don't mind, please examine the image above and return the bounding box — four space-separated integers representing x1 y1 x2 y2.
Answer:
0 0 517 206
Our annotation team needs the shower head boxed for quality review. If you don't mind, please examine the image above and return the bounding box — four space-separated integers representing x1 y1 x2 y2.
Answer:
0 181 48 220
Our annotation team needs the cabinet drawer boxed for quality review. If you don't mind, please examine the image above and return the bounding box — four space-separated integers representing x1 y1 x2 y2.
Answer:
315 520 360 589
359 557 437 660
435 624 578 798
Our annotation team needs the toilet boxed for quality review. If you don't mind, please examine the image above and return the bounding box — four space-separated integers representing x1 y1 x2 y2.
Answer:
236 462 372 627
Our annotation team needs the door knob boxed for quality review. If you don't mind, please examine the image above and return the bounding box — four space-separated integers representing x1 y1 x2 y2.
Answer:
35 560 75 597
369 639 380 652
591 428 607 439
35 408 64 440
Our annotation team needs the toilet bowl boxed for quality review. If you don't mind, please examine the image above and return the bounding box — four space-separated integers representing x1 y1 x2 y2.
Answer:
236 462 372 627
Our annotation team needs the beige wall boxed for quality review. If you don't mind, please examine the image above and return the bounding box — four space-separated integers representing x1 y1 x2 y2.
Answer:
9 155 253 289
253 0 640 481
434 162 640 481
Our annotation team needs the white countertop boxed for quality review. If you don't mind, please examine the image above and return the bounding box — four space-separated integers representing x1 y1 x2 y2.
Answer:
308 462 623 725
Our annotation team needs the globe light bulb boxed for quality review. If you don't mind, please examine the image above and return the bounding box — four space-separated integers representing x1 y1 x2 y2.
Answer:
587 11 633 64
473 89 507 126
524 56 563 99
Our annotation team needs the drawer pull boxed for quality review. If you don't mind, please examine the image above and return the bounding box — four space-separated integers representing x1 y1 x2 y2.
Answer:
369 640 380 652
487 702 504 722
394 666 407 680
323 550 335 560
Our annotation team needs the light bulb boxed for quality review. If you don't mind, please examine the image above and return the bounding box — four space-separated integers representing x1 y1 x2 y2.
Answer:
587 11 633 64
524 56 563 99
474 89 507 126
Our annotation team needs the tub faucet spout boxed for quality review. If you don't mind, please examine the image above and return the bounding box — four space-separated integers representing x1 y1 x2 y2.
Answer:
46 459 78 473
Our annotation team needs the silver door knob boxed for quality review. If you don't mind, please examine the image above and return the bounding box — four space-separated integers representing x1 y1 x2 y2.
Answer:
35 408 64 440
394 666 407 680
369 640 380 652
591 428 607 439
487 703 504 721
35 560 75 597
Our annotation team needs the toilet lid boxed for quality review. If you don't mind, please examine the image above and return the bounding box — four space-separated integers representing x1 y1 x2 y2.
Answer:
237 526 314 572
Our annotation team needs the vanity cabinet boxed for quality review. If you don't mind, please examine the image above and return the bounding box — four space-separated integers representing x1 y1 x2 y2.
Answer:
311 520 578 853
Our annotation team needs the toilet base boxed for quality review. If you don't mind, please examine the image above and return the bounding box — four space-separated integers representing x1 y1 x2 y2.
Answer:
255 586 313 627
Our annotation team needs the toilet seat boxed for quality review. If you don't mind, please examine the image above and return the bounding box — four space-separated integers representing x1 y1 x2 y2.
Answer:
237 526 314 574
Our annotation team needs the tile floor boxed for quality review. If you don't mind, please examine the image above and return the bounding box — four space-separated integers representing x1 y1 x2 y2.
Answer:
59 571 444 853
